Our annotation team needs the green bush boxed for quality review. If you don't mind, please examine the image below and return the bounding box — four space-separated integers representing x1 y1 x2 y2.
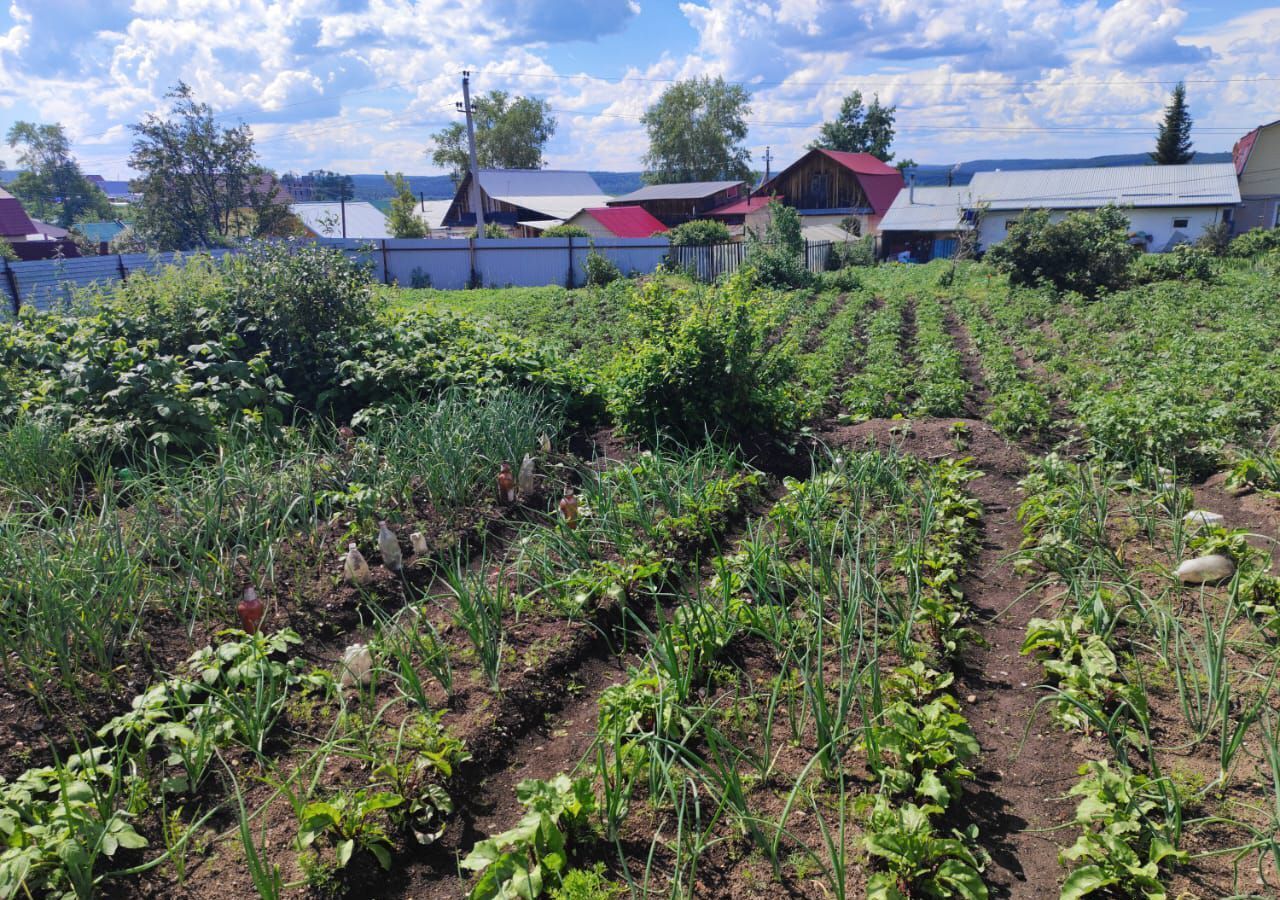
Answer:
828 235 875 269
540 224 590 238
666 219 731 246
1132 244 1215 284
985 206 1138 298
469 222 510 239
585 248 621 287
747 201 813 290
1195 221 1232 256
1228 227 1280 258
604 272 804 440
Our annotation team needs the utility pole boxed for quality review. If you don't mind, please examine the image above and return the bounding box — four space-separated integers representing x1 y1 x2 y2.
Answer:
763 146 773 183
458 71 486 236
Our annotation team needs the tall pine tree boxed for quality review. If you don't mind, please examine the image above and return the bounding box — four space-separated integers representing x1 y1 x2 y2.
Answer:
1151 82 1194 165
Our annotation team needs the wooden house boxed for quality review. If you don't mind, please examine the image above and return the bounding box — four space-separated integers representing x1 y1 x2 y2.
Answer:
606 181 746 226
756 149 903 236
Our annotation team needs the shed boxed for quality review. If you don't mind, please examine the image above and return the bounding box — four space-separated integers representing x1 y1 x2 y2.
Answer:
564 206 669 239
877 185 975 261
442 169 610 230
607 180 746 226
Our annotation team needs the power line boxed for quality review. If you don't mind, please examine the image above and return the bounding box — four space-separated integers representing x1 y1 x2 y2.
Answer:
474 67 1280 92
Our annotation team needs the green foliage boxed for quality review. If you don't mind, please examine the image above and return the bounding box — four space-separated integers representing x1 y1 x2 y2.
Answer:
666 219 732 247
5 121 112 227
430 91 557 184
297 790 404 870
810 91 900 162
552 864 624 900
864 798 988 900
985 207 1138 298
470 223 510 239
1227 226 1280 258
603 273 804 439
0 240 16 262
1150 82 1194 166
585 249 621 287
0 749 147 900
747 201 813 290
540 224 590 238
385 172 427 238
828 235 876 269
641 76 752 184
1059 761 1186 900
128 82 292 250
461 775 595 900
1194 221 1231 256
1132 244 1215 284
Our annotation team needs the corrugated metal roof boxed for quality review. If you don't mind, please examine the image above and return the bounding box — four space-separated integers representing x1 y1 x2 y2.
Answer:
879 186 973 233
967 163 1240 209
579 206 669 237
492 194 612 220
74 221 126 244
413 199 452 230
704 194 780 217
291 202 391 239
477 169 604 197
609 180 744 203
814 150 901 176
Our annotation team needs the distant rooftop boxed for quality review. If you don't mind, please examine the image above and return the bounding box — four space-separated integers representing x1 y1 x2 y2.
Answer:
610 180 744 203
968 163 1240 210
291 201 390 239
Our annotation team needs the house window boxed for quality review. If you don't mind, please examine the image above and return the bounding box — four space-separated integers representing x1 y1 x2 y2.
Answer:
1172 217 1190 229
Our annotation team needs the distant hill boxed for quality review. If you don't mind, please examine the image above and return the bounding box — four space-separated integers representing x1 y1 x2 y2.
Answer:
347 170 645 202
909 152 1233 186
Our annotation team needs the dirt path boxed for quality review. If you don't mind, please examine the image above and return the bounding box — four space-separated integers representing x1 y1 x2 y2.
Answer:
944 309 991 419
822 417 1080 899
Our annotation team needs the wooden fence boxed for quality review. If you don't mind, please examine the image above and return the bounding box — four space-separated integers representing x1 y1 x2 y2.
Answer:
671 240 835 282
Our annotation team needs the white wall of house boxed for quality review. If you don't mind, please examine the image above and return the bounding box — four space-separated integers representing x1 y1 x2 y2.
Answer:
977 205 1230 253
562 211 615 239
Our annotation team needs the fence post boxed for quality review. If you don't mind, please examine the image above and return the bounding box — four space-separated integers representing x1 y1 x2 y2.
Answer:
566 236 574 289
380 240 390 285
468 236 478 289
1 258 18 316
116 253 128 282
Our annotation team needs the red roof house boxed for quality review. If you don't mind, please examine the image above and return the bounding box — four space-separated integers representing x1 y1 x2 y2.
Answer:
564 206 669 238
754 148 904 235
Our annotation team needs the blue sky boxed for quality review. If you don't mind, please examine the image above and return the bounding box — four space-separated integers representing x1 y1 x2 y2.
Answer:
1 0 1277 178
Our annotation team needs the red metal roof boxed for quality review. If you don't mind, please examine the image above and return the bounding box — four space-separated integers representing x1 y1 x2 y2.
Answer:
1234 128 1259 176
581 206 668 237
0 188 37 239
704 194 781 217
813 149 901 176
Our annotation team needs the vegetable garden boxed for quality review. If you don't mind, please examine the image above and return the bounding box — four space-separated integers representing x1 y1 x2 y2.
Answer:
1 238 1279 899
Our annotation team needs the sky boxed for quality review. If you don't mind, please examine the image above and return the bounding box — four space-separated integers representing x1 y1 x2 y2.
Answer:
0 0 1278 179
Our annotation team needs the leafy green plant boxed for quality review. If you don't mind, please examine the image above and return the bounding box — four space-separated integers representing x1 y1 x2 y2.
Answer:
297 790 405 870
864 797 988 900
666 219 731 246
585 248 621 287
461 775 595 900
1058 761 1185 900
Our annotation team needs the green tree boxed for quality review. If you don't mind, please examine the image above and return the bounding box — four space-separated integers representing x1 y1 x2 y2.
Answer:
1151 82 1194 165
810 91 898 162
641 76 752 184
5 122 111 227
430 91 557 183
129 82 292 249
385 172 427 238
667 219 732 246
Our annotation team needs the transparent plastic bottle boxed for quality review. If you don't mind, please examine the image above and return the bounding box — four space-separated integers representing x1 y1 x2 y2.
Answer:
378 520 403 573
518 454 536 497
344 542 373 585
339 643 374 688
